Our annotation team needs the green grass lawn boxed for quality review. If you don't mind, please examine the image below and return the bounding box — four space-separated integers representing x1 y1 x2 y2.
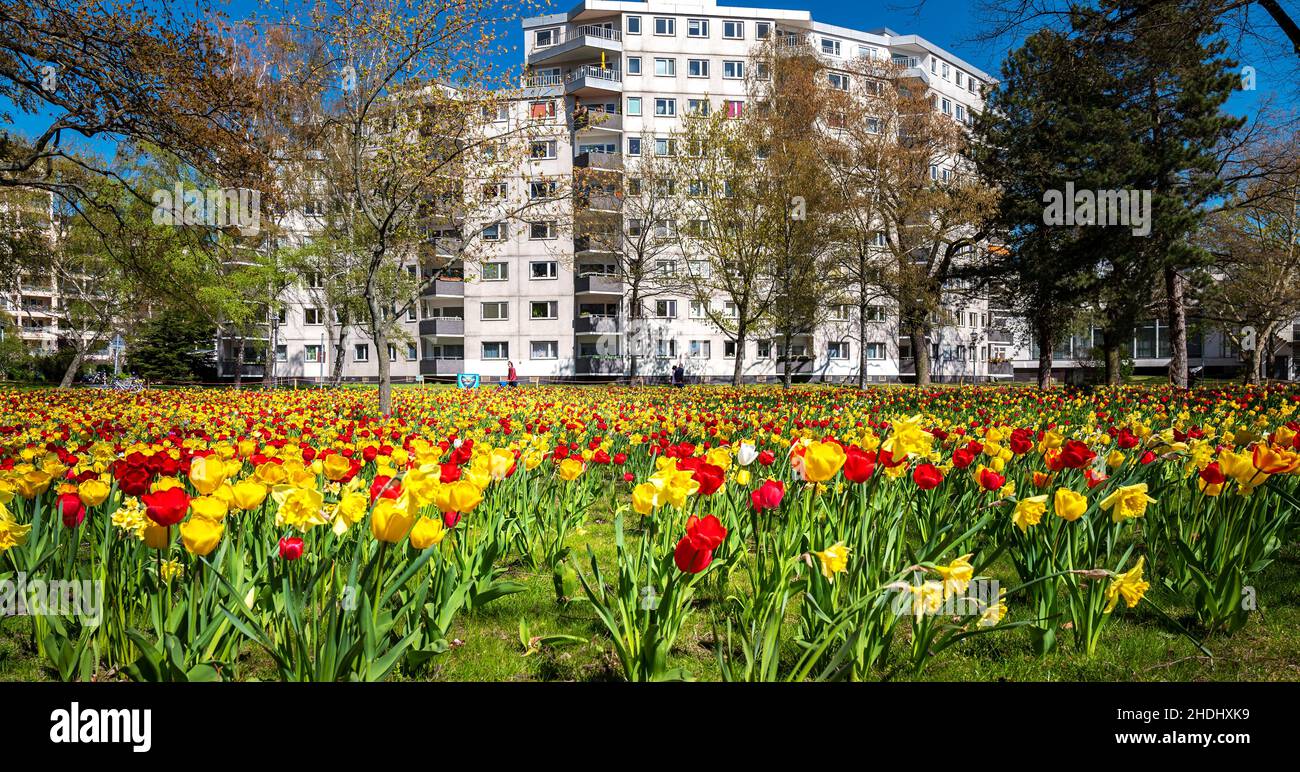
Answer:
6 509 1294 683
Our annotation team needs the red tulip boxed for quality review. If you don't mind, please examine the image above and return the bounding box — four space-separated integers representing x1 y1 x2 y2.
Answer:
443 510 462 529
757 450 775 466
975 467 1005 492
913 463 944 490
279 536 305 560
750 479 785 511
58 492 85 528
843 449 876 483
674 514 727 574
1060 440 1096 470
1199 462 1226 485
142 487 191 527
951 447 975 469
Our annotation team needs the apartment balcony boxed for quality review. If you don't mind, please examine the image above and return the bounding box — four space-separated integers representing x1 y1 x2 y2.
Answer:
774 355 816 375
573 151 622 172
574 273 624 295
575 192 622 214
528 24 622 67
575 356 626 375
988 327 1014 345
521 72 563 97
218 360 266 378
424 236 463 257
420 279 465 298
419 358 465 377
574 314 620 334
577 111 622 133
418 318 465 337
574 235 620 255
988 361 1014 376
565 65 623 97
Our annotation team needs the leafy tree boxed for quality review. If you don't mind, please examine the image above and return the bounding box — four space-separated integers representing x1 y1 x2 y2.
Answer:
127 306 216 383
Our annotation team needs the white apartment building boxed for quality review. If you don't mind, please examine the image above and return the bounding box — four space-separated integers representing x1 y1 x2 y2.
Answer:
254 0 1010 384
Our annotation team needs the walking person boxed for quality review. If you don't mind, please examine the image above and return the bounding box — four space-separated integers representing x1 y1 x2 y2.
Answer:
507 360 518 388
672 363 685 389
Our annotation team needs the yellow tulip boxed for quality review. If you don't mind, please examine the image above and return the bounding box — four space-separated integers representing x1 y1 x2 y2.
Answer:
1012 495 1048 532
1053 488 1087 521
188 455 228 495
558 458 585 481
802 441 847 483
77 479 111 508
180 516 224 556
230 480 268 511
189 495 229 522
409 516 447 550
370 497 416 543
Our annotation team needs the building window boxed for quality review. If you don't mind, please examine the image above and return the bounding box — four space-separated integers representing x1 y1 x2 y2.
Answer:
626 96 642 115
689 300 707 318
276 308 287 324
828 72 849 90
654 299 677 318
530 261 558 279
627 56 641 75
482 221 507 241
654 137 676 156
757 339 772 358
755 21 770 39
529 221 557 240
626 15 641 34
724 340 737 357
305 344 322 363
275 344 287 362
722 60 744 79
689 340 711 358
723 20 743 39
865 342 886 360
654 98 676 116
627 136 642 156
482 341 509 360
687 98 710 116
653 17 675 36
529 100 555 119
654 57 676 76
482 262 508 281
530 340 558 360
530 140 557 159
304 308 323 325
688 59 708 77
831 304 851 321
865 305 886 322
535 28 559 47
530 300 559 320
529 180 558 199
725 100 744 119
656 338 677 357
687 18 708 37
828 342 850 360
821 38 840 56
481 302 509 320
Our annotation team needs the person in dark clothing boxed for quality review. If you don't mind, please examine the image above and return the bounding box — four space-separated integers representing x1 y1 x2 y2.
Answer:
672 364 685 388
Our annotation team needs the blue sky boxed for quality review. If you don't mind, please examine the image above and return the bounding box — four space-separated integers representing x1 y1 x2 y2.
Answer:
4 0 1293 157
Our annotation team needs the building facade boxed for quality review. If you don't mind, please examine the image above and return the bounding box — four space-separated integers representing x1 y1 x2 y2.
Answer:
254 0 1297 385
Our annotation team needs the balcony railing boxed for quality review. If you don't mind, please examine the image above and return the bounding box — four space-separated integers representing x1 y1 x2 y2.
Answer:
537 24 622 48
419 358 465 376
575 273 624 294
567 65 622 84
522 72 564 88
574 314 620 334
573 151 623 171
421 279 465 297
575 356 625 375
418 318 465 336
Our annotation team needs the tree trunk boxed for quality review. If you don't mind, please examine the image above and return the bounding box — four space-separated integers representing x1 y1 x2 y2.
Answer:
1103 337 1122 386
365 290 392 415
233 335 246 389
1036 323 1054 390
781 330 793 389
732 318 747 387
1164 268 1188 389
263 317 276 390
332 319 347 386
910 323 931 387
857 301 869 389
58 347 85 389
627 284 641 380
